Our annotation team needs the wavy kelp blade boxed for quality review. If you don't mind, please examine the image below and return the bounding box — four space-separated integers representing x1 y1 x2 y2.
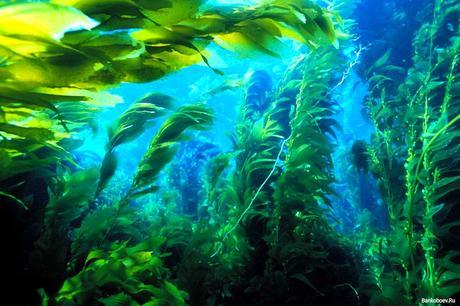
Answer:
0 85 121 179
0 2 97 39
107 93 174 151
140 0 205 26
129 104 213 199
60 30 145 62
0 4 100 87
213 2 337 55
94 93 173 197
55 0 204 26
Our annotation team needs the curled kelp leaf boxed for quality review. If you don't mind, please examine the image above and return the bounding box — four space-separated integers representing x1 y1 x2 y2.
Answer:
107 93 174 152
95 93 174 198
128 104 213 200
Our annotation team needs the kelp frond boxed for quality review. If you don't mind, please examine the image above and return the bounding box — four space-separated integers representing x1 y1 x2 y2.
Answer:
95 93 174 197
129 104 213 201
107 93 174 152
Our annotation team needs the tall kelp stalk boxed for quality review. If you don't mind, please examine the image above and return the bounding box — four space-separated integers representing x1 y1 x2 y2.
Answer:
257 47 361 306
194 4 361 302
229 69 283 287
271 49 341 243
324 0 389 234
95 93 175 200
359 0 460 304
167 138 219 216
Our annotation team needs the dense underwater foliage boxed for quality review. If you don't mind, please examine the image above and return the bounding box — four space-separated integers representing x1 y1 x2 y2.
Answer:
0 0 460 305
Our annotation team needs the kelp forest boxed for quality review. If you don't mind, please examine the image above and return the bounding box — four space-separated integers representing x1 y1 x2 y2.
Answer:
0 0 460 305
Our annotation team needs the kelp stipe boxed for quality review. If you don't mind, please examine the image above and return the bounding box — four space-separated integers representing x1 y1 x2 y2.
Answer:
244 70 273 122
262 48 361 306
